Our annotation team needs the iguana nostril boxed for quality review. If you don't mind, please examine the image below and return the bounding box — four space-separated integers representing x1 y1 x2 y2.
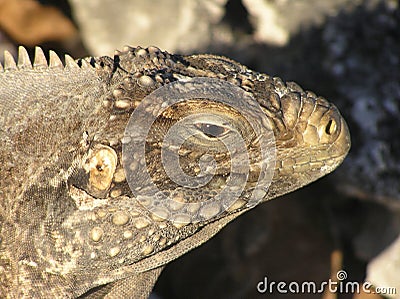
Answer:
325 119 337 135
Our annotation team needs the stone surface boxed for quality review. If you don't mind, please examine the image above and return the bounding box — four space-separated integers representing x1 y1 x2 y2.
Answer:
0 0 77 45
69 0 228 55
242 0 358 46
322 0 400 206
367 235 400 298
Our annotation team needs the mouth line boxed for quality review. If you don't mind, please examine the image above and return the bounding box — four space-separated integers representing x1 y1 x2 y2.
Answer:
69 184 109 210
276 151 347 175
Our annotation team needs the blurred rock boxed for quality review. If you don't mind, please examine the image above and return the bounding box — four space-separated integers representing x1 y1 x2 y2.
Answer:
242 0 358 46
367 235 400 298
69 0 228 56
0 32 15 62
0 0 77 46
322 0 400 206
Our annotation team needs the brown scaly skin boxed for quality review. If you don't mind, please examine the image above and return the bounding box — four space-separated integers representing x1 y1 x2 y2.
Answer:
0 46 350 298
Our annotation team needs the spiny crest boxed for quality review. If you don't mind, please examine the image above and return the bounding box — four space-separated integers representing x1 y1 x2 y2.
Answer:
0 46 93 72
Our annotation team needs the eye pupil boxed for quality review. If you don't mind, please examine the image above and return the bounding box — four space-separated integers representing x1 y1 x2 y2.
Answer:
196 123 226 138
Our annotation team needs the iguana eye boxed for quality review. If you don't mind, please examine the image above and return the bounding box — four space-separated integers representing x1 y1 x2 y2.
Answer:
195 123 229 138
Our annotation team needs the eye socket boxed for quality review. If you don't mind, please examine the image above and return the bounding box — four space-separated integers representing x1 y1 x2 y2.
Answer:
195 123 229 138
325 119 337 135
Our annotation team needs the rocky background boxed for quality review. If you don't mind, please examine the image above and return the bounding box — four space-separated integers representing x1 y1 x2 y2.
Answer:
1 0 399 298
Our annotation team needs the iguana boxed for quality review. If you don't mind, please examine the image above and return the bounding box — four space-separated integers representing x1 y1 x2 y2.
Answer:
0 46 350 298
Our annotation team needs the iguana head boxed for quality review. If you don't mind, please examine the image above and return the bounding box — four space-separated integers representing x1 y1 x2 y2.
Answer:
81 46 351 221
61 47 351 225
